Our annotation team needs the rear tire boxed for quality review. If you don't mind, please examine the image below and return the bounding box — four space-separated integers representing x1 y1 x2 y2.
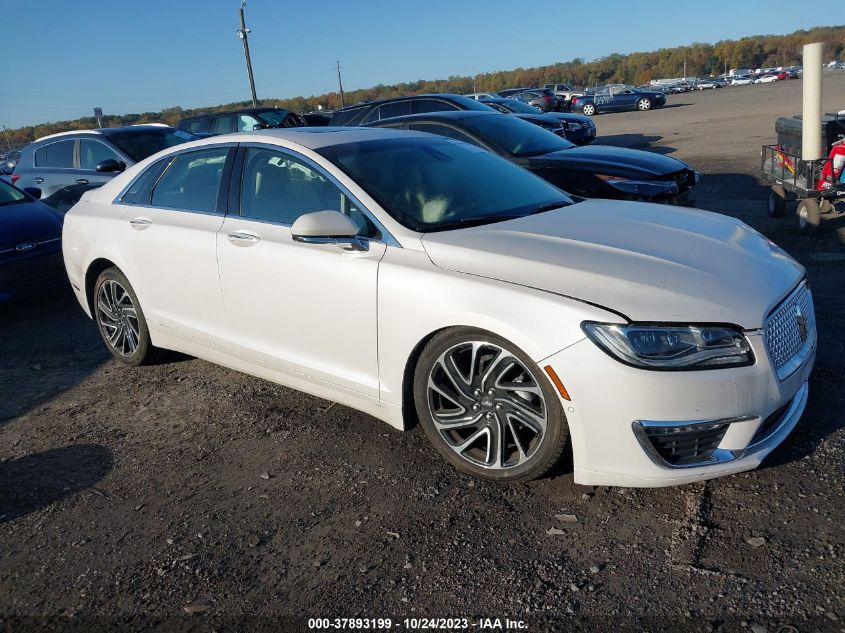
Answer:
413 328 570 482
637 98 653 111
767 186 786 217
581 103 596 116
797 198 821 234
93 267 159 366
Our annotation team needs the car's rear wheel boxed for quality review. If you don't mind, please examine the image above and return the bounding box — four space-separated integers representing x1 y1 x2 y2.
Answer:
413 328 569 482
797 198 821 234
581 103 596 116
767 185 786 217
637 98 653 111
94 267 158 366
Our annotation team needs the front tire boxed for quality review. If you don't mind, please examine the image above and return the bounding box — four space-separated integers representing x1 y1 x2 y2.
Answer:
637 98 653 111
797 198 821 234
413 328 570 482
581 103 596 116
94 267 158 366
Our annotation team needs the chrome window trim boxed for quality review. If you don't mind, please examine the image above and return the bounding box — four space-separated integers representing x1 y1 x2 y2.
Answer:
113 143 236 209
239 142 400 248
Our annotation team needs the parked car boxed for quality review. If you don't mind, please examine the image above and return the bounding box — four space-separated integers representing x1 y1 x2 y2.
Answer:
63 127 814 487
695 79 722 89
367 111 696 204
496 88 535 98
570 84 666 116
177 107 307 135
730 76 754 86
0 178 65 303
464 93 499 101
754 74 779 84
511 88 560 112
543 83 584 109
327 94 498 127
11 125 199 203
482 98 596 145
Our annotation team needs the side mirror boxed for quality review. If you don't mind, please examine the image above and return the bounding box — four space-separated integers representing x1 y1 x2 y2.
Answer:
252 123 263 131
291 210 367 251
95 159 125 173
23 187 42 199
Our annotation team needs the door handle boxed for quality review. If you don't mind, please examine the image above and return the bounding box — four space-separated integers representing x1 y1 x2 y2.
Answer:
33 177 44 184
129 217 152 230
75 179 89 185
228 231 260 246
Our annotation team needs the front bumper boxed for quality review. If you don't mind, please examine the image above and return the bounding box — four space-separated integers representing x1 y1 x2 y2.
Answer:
542 330 815 487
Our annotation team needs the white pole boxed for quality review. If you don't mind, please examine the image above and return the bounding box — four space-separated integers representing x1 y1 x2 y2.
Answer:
802 42 823 161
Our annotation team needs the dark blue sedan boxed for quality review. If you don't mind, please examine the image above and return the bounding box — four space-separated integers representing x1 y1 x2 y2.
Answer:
0 179 65 303
570 84 666 116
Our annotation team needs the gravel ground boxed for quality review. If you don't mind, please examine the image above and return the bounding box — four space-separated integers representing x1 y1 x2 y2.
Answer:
1 75 844 633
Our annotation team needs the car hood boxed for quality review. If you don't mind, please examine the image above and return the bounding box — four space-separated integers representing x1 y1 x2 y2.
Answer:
526 144 687 177
420 200 803 329
0 199 63 252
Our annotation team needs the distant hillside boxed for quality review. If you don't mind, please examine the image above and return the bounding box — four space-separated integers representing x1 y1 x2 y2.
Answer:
4 24 844 146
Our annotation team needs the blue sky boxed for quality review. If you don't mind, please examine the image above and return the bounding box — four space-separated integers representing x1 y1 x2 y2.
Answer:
1 0 840 128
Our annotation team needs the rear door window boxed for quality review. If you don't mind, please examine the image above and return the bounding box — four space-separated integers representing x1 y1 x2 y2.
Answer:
411 99 460 114
79 139 121 170
379 101 412 119
150 147 230 213
34 139 75 168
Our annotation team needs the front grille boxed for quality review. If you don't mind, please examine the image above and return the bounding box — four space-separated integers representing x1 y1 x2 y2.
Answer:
764 284 815 374
640 422 730 466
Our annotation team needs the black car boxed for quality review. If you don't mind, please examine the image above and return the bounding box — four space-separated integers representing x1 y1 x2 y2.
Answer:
366 111 697 204
327 94 493 127
177 107 307 135
496 88 534 98
570 84 666 116
0 178 65 303
482 98 596 145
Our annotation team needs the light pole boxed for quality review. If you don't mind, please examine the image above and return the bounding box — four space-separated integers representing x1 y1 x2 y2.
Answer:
237 1 258 108
336 60 345 108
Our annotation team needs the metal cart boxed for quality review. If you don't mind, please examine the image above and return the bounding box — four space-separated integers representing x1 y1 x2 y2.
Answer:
761 144 845 233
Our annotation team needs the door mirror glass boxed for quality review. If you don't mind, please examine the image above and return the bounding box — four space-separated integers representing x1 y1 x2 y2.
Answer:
96 158 125 173
291 210 360 239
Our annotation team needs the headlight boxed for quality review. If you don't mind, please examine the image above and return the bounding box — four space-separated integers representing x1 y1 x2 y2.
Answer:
594 175 678 199
582 322 754 370
565 122 582 129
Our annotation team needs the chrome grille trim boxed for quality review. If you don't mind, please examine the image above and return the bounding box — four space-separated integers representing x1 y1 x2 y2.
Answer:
764 282 816 381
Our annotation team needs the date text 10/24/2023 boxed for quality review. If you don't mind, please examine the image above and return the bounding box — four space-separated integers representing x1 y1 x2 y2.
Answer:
307 617 529 630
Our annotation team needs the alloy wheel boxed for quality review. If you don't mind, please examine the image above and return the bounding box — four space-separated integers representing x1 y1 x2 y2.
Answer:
426 341 548 470
638 99 652 111
97 279 140 356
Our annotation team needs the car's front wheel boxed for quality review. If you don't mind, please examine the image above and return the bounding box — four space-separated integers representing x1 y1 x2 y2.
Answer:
94 267 158 366
581 103 596 116
637 98 653 111
413 328 570 482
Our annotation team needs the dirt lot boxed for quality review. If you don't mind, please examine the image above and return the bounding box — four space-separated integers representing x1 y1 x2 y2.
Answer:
2 76 844 633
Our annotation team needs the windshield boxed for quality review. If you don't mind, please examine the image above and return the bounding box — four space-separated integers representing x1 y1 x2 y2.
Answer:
317 137 572 232
256 109 291 127
105 128 198 162
496 99 541 114
460 115 574 156
0 179 26 206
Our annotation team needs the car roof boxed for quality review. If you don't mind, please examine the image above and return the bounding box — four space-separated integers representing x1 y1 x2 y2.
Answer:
364 110 499 126
333 93 467 112
177 126 437 151
34 124 176 144
180 107 288 120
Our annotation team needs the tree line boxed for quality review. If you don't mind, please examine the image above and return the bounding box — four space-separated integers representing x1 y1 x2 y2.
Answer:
5 25 844 148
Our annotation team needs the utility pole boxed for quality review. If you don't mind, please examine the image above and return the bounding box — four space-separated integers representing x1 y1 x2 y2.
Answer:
237 1 258 108
336 60 345 108
683 59 687 80
2 125 12 152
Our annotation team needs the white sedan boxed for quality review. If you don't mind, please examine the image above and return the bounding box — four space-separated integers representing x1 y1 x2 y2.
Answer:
62 128 816 487
754 74 779 84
